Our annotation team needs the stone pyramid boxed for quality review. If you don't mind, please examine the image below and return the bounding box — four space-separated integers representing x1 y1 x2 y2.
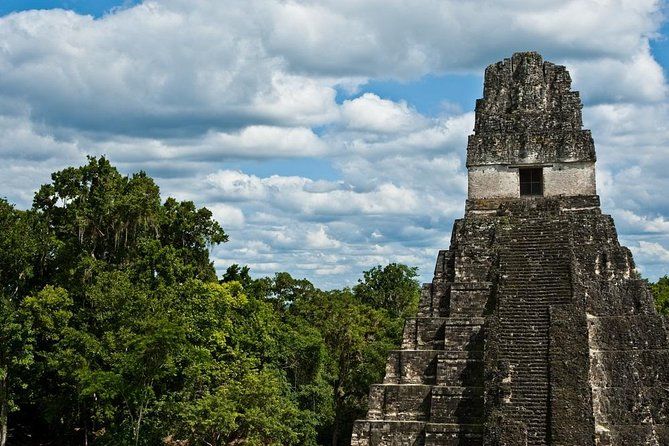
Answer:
351 52 669 446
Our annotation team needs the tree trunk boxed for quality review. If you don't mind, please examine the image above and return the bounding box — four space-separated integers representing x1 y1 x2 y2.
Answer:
133 414 141 446
1 370 9 446
331 415 340 446
134 400 146 446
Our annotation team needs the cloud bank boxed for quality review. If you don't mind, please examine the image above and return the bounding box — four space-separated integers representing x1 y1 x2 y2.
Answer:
0 0 667 287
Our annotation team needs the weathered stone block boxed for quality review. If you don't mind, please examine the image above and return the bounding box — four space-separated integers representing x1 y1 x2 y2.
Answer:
436 353 484 387
425 423 483 446
449 282 492 316
367 384 432 421
384 350 439 385
430 386 484 424
402 318 447 350
588 315 668 350
443 320 484 352
351 420 426 446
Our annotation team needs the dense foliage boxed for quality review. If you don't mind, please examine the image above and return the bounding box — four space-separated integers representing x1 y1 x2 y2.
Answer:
651 275 669 315
0 157 420 446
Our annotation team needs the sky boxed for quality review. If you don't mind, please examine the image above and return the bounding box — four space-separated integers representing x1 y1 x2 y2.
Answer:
1 0 669 288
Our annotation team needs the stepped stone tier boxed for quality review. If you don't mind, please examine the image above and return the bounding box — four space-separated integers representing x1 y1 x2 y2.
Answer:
351 52 669 446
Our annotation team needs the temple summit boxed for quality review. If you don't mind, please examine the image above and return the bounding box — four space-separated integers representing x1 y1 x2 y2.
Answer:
351 52 669 446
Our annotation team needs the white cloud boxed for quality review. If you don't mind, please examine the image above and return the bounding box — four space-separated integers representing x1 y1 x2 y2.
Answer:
629 241 669 264
85 125 329 163
210 126 328 157
615 210 669 234
341 93 427 133
306 225 342 249
329 112 474 158
207 203 245 229
267 0 662 77
0 0 661 140
205 169 427 216
569 49 666 104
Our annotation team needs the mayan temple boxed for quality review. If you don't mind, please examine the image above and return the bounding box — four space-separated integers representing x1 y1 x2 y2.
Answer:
350 52 669 446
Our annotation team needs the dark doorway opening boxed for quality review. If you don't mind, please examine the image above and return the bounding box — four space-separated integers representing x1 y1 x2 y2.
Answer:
519 168 543 196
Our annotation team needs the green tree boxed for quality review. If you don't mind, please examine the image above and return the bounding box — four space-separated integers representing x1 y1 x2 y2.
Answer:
16 158 230 445
159 280 322 445
277 265 420 445
75 272 184 445
222 264 252 288
0 199 50 446
353 263 421 318
32 156 227 288
651 276 669 315
0 297 31 446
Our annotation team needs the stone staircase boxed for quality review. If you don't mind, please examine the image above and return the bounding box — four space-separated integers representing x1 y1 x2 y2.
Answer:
493 218 572 445
352 202 669 445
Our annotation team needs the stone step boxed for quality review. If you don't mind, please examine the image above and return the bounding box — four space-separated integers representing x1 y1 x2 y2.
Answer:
498 325 549 330
366 384 432 421
402 318 449 350
443 323 485 352
430 386 484 425
499 296 570 302
494 223 567 446
502 253 569 258
366 385 485 424
384 351 439 385
499 345 549 351
385 350 485 386
449 283 491 317
497 306 562 312
496 326 550 331
497 313 551 319
425 423 484 446
503 246 567 251
350 420 484 446
418 283 447 317
501 277 570 282
351 420 426 446
498 335 550 340
500 278 570 283
503 245 567 248
436 356 484 387
500 287 570 292
497 330 550 334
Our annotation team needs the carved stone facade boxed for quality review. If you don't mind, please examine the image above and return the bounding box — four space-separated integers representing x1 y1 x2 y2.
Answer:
351 52 669 446
467 52 596 200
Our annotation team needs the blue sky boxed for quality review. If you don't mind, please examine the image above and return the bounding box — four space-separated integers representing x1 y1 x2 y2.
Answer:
0 0 140 17
1 0 669 287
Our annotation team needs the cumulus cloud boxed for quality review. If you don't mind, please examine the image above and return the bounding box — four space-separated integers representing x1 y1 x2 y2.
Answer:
584 102 669 219
268 0 662 76
569 49 666 104
306 225 342 249
341 93 428 133
0 4 338 137
628 240 669 280
205 169 427 216
0 0 661 138
615 210 669 234
208 203 245 229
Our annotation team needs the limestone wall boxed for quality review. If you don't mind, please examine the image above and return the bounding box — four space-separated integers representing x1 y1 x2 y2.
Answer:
543 162 596 196
467 162 596 199
468 165 518 199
